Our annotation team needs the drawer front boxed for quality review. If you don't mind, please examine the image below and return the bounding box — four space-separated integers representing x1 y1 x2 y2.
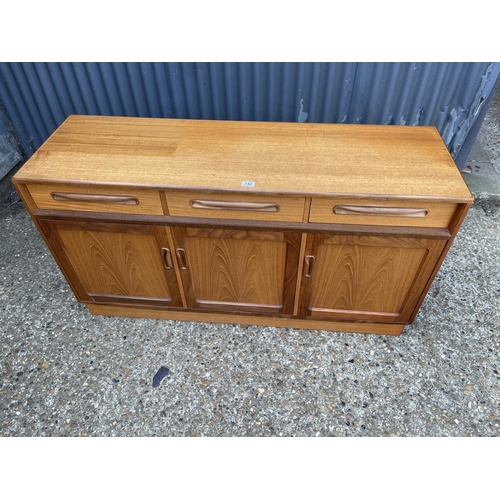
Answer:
309 197 457 228
27 183 164 215
166 190 306 222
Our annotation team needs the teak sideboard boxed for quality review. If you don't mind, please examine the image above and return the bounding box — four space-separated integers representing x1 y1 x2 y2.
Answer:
13 116 473 336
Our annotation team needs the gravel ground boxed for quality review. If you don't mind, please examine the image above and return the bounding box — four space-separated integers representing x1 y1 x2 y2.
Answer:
0 198 499 437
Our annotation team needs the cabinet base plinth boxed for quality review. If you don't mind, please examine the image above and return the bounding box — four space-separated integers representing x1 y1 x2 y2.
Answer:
86 304 405 336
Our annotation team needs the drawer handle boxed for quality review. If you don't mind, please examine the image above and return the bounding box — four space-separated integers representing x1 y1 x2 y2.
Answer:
334 205 428 217
190 200 279 212
304 255 315 278
51 192 139 205
176 248 188 270
161 248 173 270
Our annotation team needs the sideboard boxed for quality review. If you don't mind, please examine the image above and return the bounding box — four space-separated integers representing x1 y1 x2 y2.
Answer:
13 115 473 335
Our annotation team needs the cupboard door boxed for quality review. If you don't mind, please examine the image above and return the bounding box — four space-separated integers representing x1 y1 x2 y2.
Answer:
39 220 183 307
170 227 301 315
298 234 446 323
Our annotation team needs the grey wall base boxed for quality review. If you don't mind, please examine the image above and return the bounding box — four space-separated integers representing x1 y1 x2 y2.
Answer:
0 105 23 200
0 159 23 205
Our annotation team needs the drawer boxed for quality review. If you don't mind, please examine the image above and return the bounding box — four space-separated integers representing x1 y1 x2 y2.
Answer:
166 190 306 222
309 197 457 228
26 183 164 215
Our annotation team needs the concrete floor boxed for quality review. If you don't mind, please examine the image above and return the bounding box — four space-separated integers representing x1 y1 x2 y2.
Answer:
1 96 499 437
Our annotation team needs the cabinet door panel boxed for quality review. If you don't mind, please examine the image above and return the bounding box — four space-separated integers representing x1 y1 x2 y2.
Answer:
299 234 446 323
171 227 300 315
40 220 183 307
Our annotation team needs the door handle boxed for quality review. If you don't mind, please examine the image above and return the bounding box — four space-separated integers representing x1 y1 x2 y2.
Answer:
303 255 315 278
176 248 188 270
161 248 173 269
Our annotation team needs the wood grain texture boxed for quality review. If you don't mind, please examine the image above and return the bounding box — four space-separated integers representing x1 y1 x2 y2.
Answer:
28 115 185 156
171 227 300 315
298 234 446 322
188 237 287 309
14 115 473 201
309 197 457 227
166 190 305 222
27 182 164 215
46 221 182 306
87 304 405 336
309 243 427 321
57 226 172 299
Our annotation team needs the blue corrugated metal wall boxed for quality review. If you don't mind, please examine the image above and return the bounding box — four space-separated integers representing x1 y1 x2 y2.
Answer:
0 62 499 166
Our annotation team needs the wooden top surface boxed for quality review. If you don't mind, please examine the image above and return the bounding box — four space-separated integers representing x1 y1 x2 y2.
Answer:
14 115 473 201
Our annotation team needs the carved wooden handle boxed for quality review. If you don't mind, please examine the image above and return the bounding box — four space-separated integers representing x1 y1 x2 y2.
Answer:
304 255 315 278
161 248 173 269
176 248 188 270
52 192 139 205
334 205 428 217
190 200 279 212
